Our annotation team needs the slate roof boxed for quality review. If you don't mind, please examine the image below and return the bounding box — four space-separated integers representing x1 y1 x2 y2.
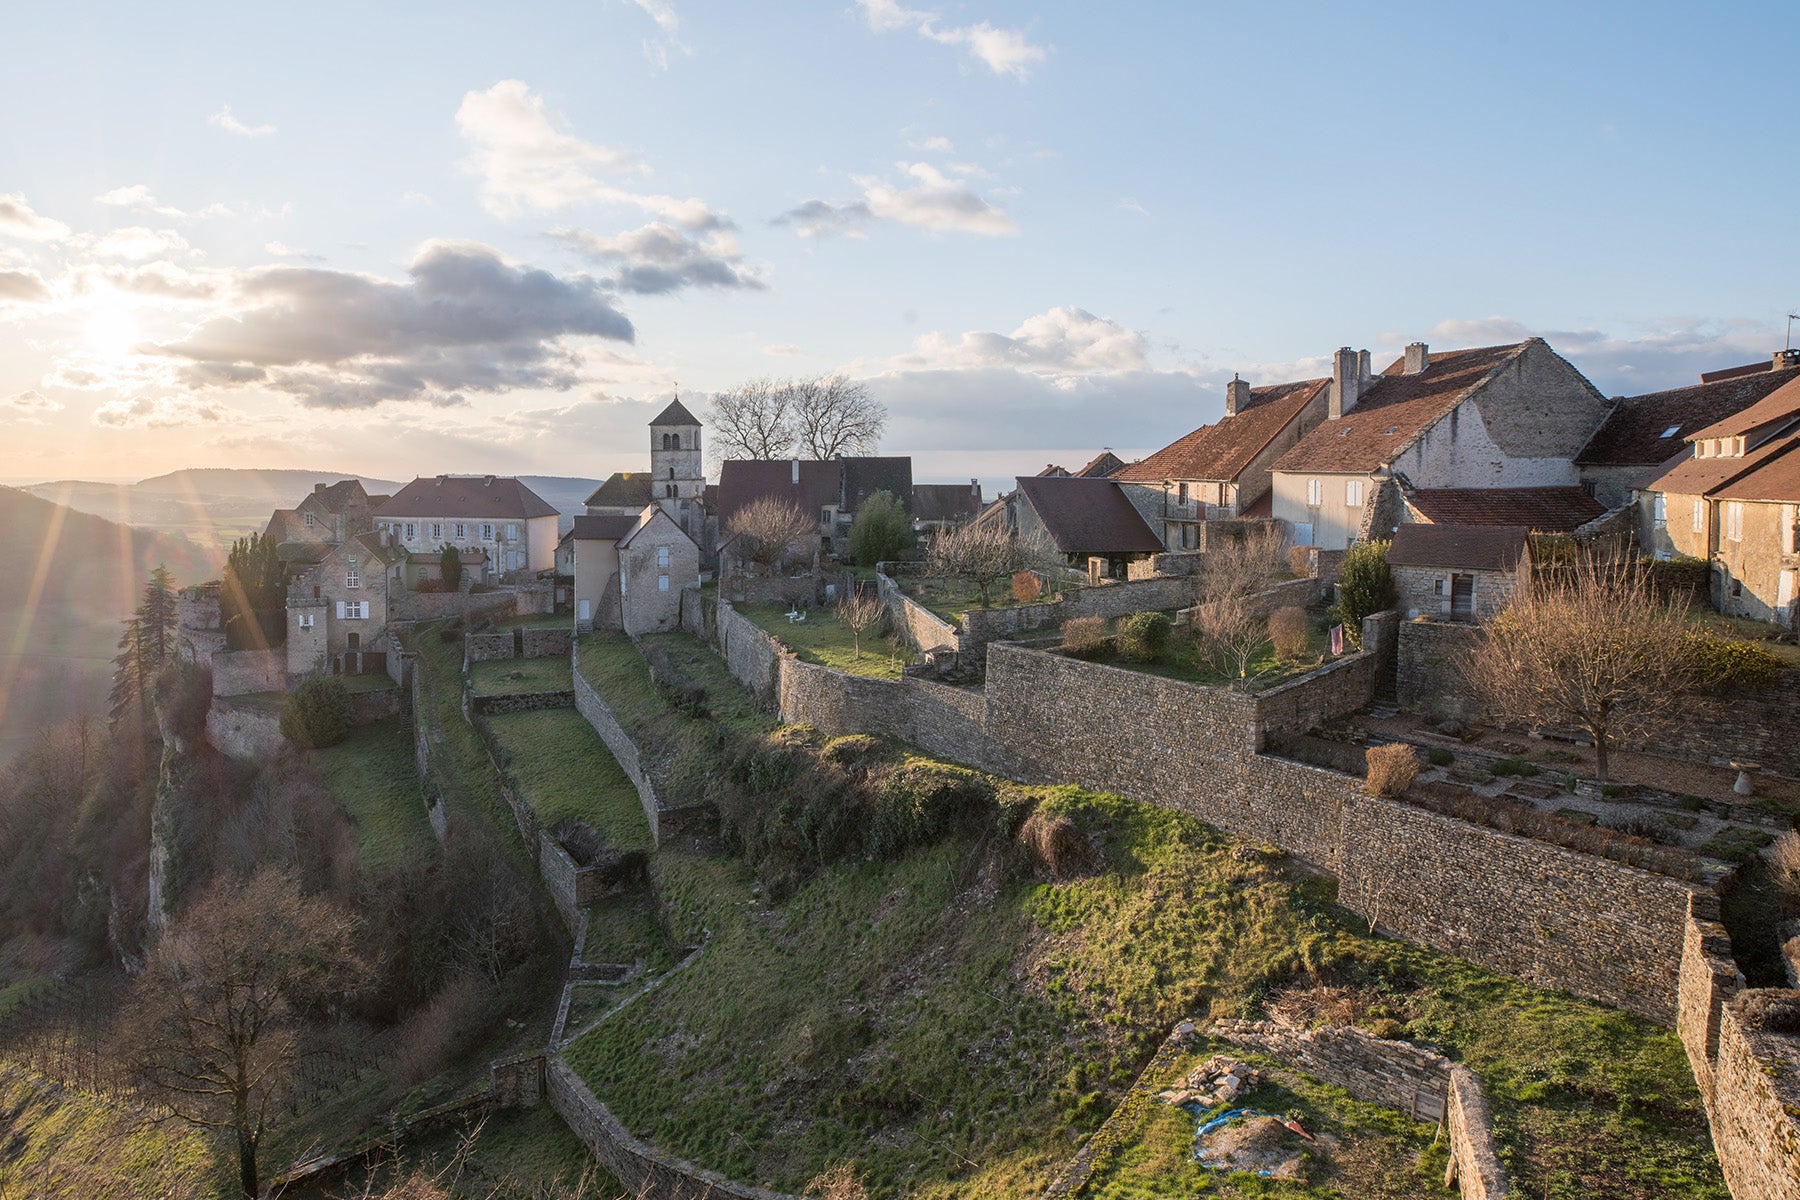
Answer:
1014 476 1163 554
570 514 641 541
1115 379 1330 485
913 483 983 524
299 479 371 512
716 459 840 527
1273 343 1532 474
1075 451 1125 478
1707 439 1800 504
1388 523 1530 572
1405 487 1605 532
840 457 914 512
377 476 558 520
1688 375 1800 442
585 472 655 508
330 529 403 568
1577 372 1800 469
650 396 700 426
1645 433 1800 497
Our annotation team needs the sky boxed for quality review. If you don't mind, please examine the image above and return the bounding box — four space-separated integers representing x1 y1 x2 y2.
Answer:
1 0 1797 492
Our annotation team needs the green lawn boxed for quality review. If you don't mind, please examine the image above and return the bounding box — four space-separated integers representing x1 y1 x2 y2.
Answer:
485 708 651 850
640 631 769 732
312 717 435 873
341 672 400 694
737 603 908 679
469 656 574 696
1074 614 1337 692
896 575 1070 626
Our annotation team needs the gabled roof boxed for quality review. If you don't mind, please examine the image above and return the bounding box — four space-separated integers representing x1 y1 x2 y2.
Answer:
1577 371 1800 467
1709 439 1800 504
570 514 640 541
298 479 371 513
618 505 696 550
1645 432 1800 497
1687 375 1800 443
840 457 913 512
585 472 655 508
328 529 403 567
650 397 700 426
1014 476 1163 554
377 476 558 521
1273 343 1532 475
717 459 840 526
1115 378 1330 485
913 483 982 524
1075 451 1125 478
1388 523 1529 572
1405 487 1605 533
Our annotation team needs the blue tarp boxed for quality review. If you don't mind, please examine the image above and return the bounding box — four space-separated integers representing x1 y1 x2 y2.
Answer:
1188 1105 1288 1176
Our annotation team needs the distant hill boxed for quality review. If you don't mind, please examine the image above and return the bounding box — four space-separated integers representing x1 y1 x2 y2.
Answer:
0 488 221 758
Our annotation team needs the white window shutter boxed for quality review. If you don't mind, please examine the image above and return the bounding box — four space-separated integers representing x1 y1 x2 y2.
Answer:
336 601 346 619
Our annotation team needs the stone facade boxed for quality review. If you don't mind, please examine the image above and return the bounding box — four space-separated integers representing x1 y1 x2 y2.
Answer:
1713 497 1800 625
1395 619 1483 724
466 631 517 663
210 648 287 697
620 509 700 637
205 699 284 761
1392 562 1523 622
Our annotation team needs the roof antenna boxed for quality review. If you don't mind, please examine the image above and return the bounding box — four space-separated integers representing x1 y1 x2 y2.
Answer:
1788 315 1799 352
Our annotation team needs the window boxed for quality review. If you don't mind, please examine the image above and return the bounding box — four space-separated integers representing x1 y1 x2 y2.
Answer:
1306 479 1322 506
822 507 833 525
345 568 360 589
404 522 416 540
1660 425 1682 439
505 523 518 540
667 467 675 480
1345 480 1364 507
1177 482 1188 504
1652 494 1666 528
454 523 465 539
303 512 315 527
297 613 315 629
481 523 495 540
1726 501 1744 542
428 522 439 540
336 600 368 619
1694 498 1705 533
666 484 677 498
658 574 670 592
657 545 669 568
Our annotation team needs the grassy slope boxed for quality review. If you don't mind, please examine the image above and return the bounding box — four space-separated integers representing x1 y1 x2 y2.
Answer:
469 658 574 697
486 708 651 850
312 717 435 874
566 783 1724 1200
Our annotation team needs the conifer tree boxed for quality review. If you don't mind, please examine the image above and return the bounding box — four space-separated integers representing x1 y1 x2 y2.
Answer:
109 565 178 726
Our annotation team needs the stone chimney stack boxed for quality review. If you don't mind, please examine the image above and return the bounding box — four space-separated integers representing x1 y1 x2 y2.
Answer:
1404 342 1431 376
1774 349 1800 373
791 459 801 485
1330 347 1369 420
1225 374 1251 418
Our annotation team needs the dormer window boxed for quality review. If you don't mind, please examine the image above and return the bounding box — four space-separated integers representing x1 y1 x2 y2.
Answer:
1660 425 1681 439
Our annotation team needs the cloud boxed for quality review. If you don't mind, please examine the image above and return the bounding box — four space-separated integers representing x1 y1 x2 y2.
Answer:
1118 197 1148 216
0 194 71 242
908 134 954 152
94 184 191 219
893 306 1147 375
763 344 807 357
265 240 326 262
778 162 1016 238
772 198 873 239
0 269 51 304
5 390 60 417
623 0 689 69
94 396 227 428
148 239 635 409
550 222 763 294
75 261 230 302
208 105 276 137
854 0 1046 80
86 227 194 262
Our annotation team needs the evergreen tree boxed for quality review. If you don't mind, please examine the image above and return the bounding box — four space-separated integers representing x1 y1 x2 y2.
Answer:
110 565 178 726
439 543 463 591
847 490 915 567
222 532 284 650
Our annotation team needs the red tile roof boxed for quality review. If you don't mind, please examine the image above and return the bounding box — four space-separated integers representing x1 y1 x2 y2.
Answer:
1014 476 1163 554
1388 523 1529 572
1273 343 1532 474
1576 371 1800 467
1688 375 1800 442
377 476 558 520
1114 379 1330 485
1645 433 1800 497
1710 439 1800 504
1405 487 1605 532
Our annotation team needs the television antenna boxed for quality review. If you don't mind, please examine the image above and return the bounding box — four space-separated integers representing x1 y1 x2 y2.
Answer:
1789 313 1800 351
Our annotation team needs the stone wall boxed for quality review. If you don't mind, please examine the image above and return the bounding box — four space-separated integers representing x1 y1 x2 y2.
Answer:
875 570 961 654
469 690 575 717
1445 1066 1509 1199
466 631 516 663
1680 894 1744 1106
572 665 682 846
774 660 1021 777
1708 996 1800 1199
206 700 283 761
1178 576 1320 629
715 600 783 701
958 573 1198 648
522 627 573 659
1395 619 1484 724
1254 611 1397 738
210 648 287 697
391 587 522 624
349 686 404 725
544 1058 802 1200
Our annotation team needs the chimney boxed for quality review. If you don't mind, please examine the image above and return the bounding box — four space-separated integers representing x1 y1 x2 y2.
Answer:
484 474 495 487
1330 347 1369 419
1225 374 1251 417
1775 349 1800 373
436 474 446 486
791 459 800 485
313 482 326 495
1404 342 1430 375
970 478 981 501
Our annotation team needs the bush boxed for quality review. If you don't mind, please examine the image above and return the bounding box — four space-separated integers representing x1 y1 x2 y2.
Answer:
1685 629 1784 691
1490 757 1540 778
869 760 994 857
1363 743 1419 798
1062 616 1110 658
1337 539 1397 637
847 490 915 567
1011 570 1043 604
1286 545 1313 578
1737 991 1800 1034
1427 746 1454 767
1117 611 1173 663
1018 809 1091 880
1771 831 1800 896
1267 606 1309 661
280 677 353 749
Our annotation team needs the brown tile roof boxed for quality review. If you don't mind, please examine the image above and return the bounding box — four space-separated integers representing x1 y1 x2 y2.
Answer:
717 459 840 527
1014 476 1163 554
1710 439 1800 504
1388 523 1529 572
1576 371 1800 467
1075 451 1126 478
1273 343 1531 475
299 478 371 512
571 514 640 541
584 472 655 508
1406 487 1605 532
1687 375 1800 442
1644 433 1799 497
377 476 558 520
650 396 700 426
912 483 982 524
1115 379 1330 484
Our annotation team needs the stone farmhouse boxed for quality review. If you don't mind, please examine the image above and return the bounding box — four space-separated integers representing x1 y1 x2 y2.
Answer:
286 529 405 676
263 479 388 587
566 506 700 635
996 474 1165 577
1386 522 1530 621
374 475 560 581
1269 340 1611 549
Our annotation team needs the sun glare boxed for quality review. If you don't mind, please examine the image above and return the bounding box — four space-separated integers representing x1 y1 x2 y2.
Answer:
82 299 144 358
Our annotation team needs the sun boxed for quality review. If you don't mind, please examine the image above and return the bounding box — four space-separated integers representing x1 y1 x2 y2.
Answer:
82 298 144 358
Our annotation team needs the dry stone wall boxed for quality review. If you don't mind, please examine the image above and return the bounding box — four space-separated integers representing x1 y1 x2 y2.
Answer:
205 700 283 761
466 631 516 663
210 648 287 696
716 600 782 701
1708 997 1800 1199
775 659 1020 776
522 627 572 659
469 691 575 716
572 663 687 846
875 570 961 653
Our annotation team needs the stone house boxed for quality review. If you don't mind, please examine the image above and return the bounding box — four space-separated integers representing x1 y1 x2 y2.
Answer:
1270 339 1610 550
1000 474 1165 578
716 456 914 557
566 505 700 635
912 481 984 536
375 475 559 580
263 479 388 586
286 530 405 676
1113 374 1332 548
1710 448 1800 625
585 397 716 558
1387 523 1530 622
1400 485 1605 533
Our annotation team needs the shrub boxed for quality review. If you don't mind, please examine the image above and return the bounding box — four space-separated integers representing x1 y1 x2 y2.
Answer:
1286 545 1313 578
1771 831 1800 896
1062 616 1110 658
280 677 353 749
1603 814 1678 844
1267 606 1309 661
1363 743 1419 798
869 760 994 857
1018 809 1091 880
1737 991 1800 1034
1684 629 1784 691
847 490 915 567
1426 746 1454 767
1490 757 1540 778
1117 611 1173 663
1011 569 1043 604
1337 539 1397 637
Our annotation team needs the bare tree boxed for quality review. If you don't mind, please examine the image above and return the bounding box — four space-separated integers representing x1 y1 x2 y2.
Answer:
1470 556 1696 781
707 377 796 460
836 590 886 658
1192 595 1270 690
927 522 1059 607
123 867 358 1198
1197 522 1287 603
727 497 816 576
792 374 885 458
